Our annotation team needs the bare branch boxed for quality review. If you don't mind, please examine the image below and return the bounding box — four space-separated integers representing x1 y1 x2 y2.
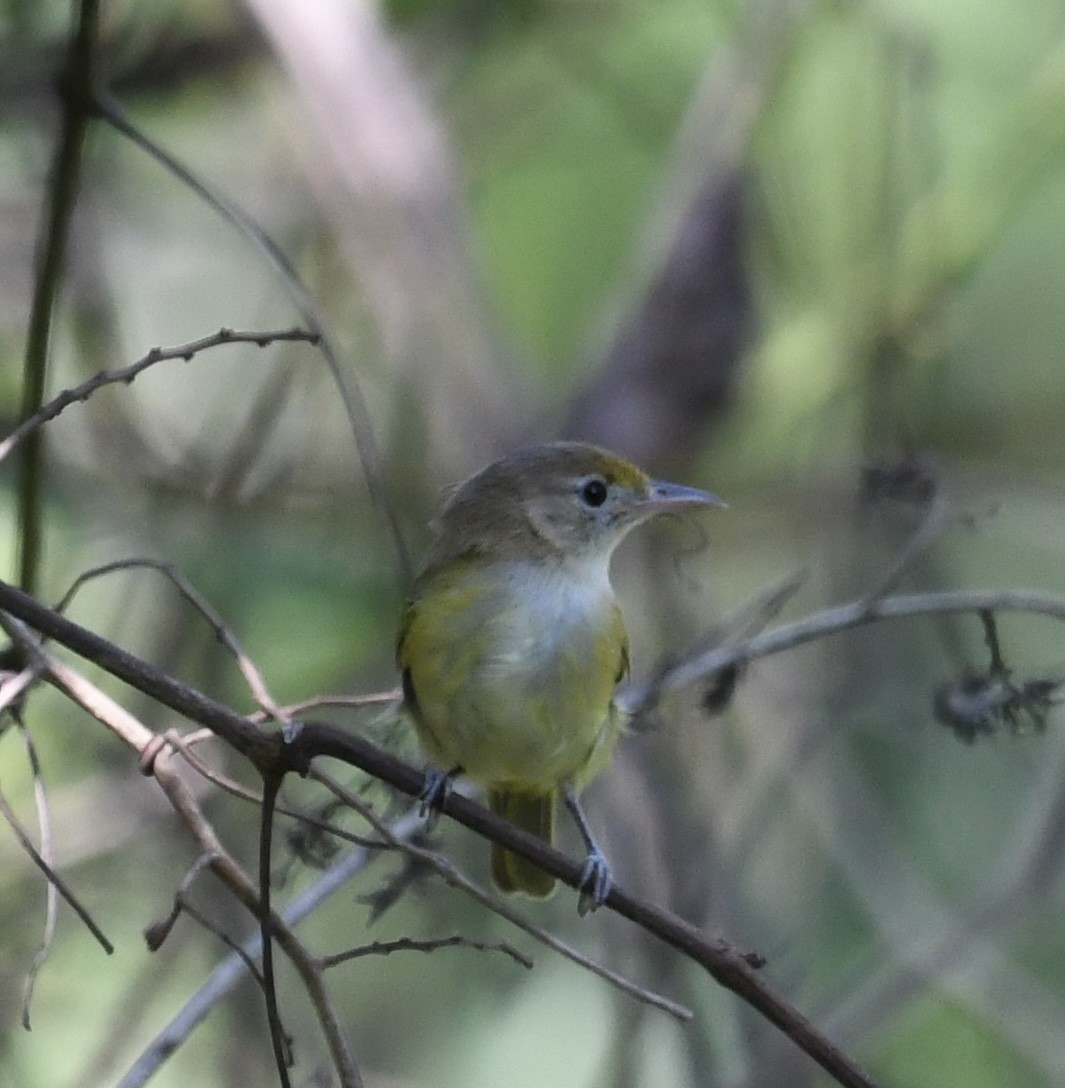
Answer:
252 689 404 721
25 576 1065 1084
980 609 1006 674
150 744 363 1088
0 666 38 714
175 899 266 988
624 588 1065 717
13 714 61 1029
144 853 217 952
118 809 425 1088
321 935 534 971
258 772 295 1088
15 0 102 597
2 612 364 1087
0 618 116 967
314 769 693 1023
95 94 413 591
164 728 385 851
54 557 285 719
0 786 114 957
0 328 319 466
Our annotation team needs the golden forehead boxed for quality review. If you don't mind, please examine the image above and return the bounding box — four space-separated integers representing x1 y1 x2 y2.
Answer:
498 442 649 489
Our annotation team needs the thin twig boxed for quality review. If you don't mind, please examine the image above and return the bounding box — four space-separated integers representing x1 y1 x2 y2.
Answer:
1 614 364 1088
629 569 806 726
0 785 113 955
624 588 1065 716
0 665 38 714
251 689 404 722
95 94 413 592
14 713 60 1029
1 328 319 466
144 853 217 952
860 488 952 604
313 768 693 1023
321 935 534 971
259 771 294 1088
0 620 118 971
178 899 266 988
163 728 385 851
117 809 425 1088
149 745 364 1088
54 556 285 719
980 610 1006 674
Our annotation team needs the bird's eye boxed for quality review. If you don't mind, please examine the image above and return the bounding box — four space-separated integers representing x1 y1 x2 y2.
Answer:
580 478 609 507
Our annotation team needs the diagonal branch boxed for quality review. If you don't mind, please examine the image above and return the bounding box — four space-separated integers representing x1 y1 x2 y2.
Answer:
95 94 413 590
0 574 892 1088
1 612 363 1087
0 784 113 957
118 809 425 1088
313 768 693 1023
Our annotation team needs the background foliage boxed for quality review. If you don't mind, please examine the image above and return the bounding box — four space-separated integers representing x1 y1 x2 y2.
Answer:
3 0 1065 1086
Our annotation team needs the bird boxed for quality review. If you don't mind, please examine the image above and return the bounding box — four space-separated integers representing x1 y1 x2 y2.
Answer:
396 442 722 909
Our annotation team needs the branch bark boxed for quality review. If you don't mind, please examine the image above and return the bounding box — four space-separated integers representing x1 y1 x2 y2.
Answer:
0 576 879 1088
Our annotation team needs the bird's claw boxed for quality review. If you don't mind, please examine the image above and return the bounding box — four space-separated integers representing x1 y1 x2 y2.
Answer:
576 848 613 915
418 768 454 829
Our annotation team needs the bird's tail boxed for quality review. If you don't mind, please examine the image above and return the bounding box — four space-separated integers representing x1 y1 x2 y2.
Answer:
488 788 556 898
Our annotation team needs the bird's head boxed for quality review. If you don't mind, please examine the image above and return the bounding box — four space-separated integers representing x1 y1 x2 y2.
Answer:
427 442 724 566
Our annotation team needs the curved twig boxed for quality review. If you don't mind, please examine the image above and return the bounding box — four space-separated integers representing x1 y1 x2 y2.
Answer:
622 588 1065 716
94 95 413 591
0 329 318 467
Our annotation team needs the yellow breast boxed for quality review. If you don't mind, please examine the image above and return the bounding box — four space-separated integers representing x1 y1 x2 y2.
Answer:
397 556 629 790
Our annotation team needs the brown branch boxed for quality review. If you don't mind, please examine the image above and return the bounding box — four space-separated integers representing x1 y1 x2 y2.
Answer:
144 854 215 951
0 619 116 973
13 713 61 1029
313 768 693 1023
623 588 1065 717
0 580 278 766
252 689 404 721
16 0 101 596
0 785 114 957
163 729 385 852
320 935 534 971
149 744 363 1088
0 665 38 713
304 740 866 1081
95 93 413 591
54 557 286 719
143 851 271 986
258 771 294 1088
1 612 364 1088
118 809 426 1088
0 575 889 1087
1 328 320 467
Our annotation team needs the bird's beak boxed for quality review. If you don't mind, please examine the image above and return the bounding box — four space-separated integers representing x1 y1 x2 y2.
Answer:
646 480 726 511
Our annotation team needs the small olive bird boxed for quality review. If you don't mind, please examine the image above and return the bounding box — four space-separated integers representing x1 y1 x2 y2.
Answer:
396 442 722 908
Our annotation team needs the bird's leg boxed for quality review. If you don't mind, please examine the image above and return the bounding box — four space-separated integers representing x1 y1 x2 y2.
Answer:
563 787 612 914
419 764 462 829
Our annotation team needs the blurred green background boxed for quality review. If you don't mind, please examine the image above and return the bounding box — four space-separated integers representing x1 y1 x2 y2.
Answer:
3 0 1065 1086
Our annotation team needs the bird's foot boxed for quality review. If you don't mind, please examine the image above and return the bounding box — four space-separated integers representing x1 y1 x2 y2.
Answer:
418 766 459 829
576 847 613 915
